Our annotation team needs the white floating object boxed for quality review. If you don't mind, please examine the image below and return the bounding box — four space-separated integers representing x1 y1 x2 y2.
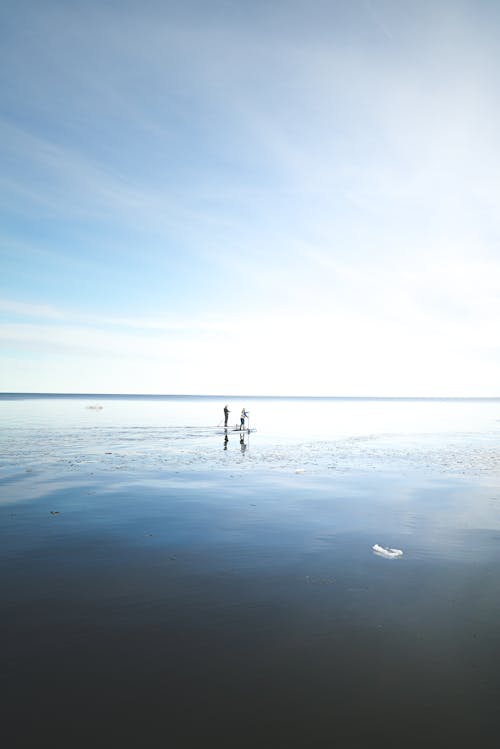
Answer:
295 468 305 474
372 544 403 559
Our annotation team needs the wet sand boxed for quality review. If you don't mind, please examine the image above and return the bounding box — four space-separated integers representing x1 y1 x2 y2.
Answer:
3 465 500 748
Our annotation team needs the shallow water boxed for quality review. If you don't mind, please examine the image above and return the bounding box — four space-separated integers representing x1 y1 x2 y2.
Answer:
2 395 500 747
2 394 500 481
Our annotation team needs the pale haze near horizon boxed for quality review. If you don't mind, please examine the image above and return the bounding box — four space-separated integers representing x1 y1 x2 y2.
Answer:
1 0 500 397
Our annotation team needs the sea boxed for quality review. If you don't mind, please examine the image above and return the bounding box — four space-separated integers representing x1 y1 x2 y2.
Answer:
2 394 500 747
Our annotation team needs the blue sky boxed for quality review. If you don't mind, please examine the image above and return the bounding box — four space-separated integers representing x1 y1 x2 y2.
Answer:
1 0 500 395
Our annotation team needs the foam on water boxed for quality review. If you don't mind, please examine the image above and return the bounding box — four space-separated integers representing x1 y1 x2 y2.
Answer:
372 544 404 559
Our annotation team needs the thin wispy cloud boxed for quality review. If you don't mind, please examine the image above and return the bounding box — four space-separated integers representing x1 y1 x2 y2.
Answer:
0 297 235 333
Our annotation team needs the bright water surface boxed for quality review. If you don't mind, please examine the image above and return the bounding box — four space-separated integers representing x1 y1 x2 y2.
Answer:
2 395 500 747
2 394 500 477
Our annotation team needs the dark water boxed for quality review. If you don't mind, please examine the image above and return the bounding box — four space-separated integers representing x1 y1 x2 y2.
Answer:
2 395 500 746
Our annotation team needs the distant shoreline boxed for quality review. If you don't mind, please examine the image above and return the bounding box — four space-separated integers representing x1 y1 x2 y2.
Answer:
1 392 500 402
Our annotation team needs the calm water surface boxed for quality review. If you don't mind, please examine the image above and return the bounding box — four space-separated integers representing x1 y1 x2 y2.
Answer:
2 395 500 747
2 394 500 478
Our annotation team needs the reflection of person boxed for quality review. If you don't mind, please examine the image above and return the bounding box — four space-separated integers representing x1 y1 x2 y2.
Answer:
224 433 229 451
240 408 249 430
224 405 230 427
240 434 247 453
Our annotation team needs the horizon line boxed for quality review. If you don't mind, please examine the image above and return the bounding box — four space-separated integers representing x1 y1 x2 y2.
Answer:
2 392 500 401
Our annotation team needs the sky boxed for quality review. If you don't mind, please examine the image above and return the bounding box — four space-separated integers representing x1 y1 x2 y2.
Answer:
1 0 500 396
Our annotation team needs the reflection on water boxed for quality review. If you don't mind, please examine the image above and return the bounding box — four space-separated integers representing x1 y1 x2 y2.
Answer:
2 396 500 746
220 427 249 453
2 470 500 746
2 395 500 481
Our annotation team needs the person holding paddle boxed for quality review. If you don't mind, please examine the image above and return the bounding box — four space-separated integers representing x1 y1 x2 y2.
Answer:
240 408 249 430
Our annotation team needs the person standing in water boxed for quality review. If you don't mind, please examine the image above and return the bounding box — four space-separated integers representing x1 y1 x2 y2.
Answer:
223 405 230 427
240 408 249 430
